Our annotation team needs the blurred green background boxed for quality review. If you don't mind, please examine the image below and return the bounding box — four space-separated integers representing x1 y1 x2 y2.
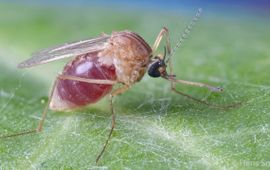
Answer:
0 1 270 169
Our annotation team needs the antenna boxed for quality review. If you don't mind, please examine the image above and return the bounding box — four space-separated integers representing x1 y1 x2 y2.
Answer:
166 8 203 63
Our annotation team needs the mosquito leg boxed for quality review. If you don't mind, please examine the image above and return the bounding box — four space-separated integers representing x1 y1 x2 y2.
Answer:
163 73 240 109
58 74 122 164
171 85 223 109
58 74 117 85
96 84 130 164
0 78 59 138
37 79 59 132
152 27 171 60
0 75 117 139
163 75 223 92
152 27 174 88
164 57 240 109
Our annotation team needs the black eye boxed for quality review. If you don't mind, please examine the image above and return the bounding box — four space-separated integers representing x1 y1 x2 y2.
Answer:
148 59 165 78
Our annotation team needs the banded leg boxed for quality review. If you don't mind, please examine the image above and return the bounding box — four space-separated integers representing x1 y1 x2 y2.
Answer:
0 75 117 138
96 84 130 164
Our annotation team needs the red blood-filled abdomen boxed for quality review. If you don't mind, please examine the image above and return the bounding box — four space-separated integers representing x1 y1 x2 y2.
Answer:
50 53 116 111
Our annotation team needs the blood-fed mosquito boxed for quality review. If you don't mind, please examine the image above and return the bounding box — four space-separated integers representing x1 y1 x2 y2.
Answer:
1 9 235 163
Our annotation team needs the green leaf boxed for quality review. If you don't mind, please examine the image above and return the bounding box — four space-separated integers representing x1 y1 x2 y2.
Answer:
1 3 270 170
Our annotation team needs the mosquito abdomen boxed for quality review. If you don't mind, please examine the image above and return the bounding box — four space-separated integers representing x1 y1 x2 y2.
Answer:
50 53 116 111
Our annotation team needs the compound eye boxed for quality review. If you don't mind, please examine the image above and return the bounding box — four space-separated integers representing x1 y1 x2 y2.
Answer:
148 60 162 78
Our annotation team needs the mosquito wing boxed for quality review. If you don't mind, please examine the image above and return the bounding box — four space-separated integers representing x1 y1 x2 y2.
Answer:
18 35 111 68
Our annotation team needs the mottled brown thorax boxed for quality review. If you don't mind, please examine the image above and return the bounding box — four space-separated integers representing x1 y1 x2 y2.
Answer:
98 31 152 85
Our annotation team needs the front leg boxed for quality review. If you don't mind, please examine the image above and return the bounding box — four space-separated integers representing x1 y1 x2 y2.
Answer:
152 27 171 60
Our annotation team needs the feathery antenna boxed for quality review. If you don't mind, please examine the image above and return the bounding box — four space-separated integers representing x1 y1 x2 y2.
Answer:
166 8 202 63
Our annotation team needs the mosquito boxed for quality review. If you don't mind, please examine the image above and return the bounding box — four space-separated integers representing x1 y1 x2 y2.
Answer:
1 9 236 164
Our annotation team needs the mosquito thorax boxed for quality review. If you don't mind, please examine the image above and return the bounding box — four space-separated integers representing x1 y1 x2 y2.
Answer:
148 57 167 78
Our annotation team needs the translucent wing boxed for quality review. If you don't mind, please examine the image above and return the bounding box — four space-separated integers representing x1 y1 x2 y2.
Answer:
18 35 111 68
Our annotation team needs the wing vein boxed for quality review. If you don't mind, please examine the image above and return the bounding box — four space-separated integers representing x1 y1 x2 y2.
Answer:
18 35 110 68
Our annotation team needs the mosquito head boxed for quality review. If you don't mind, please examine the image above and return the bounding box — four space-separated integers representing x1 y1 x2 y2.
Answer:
148 56 167 78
